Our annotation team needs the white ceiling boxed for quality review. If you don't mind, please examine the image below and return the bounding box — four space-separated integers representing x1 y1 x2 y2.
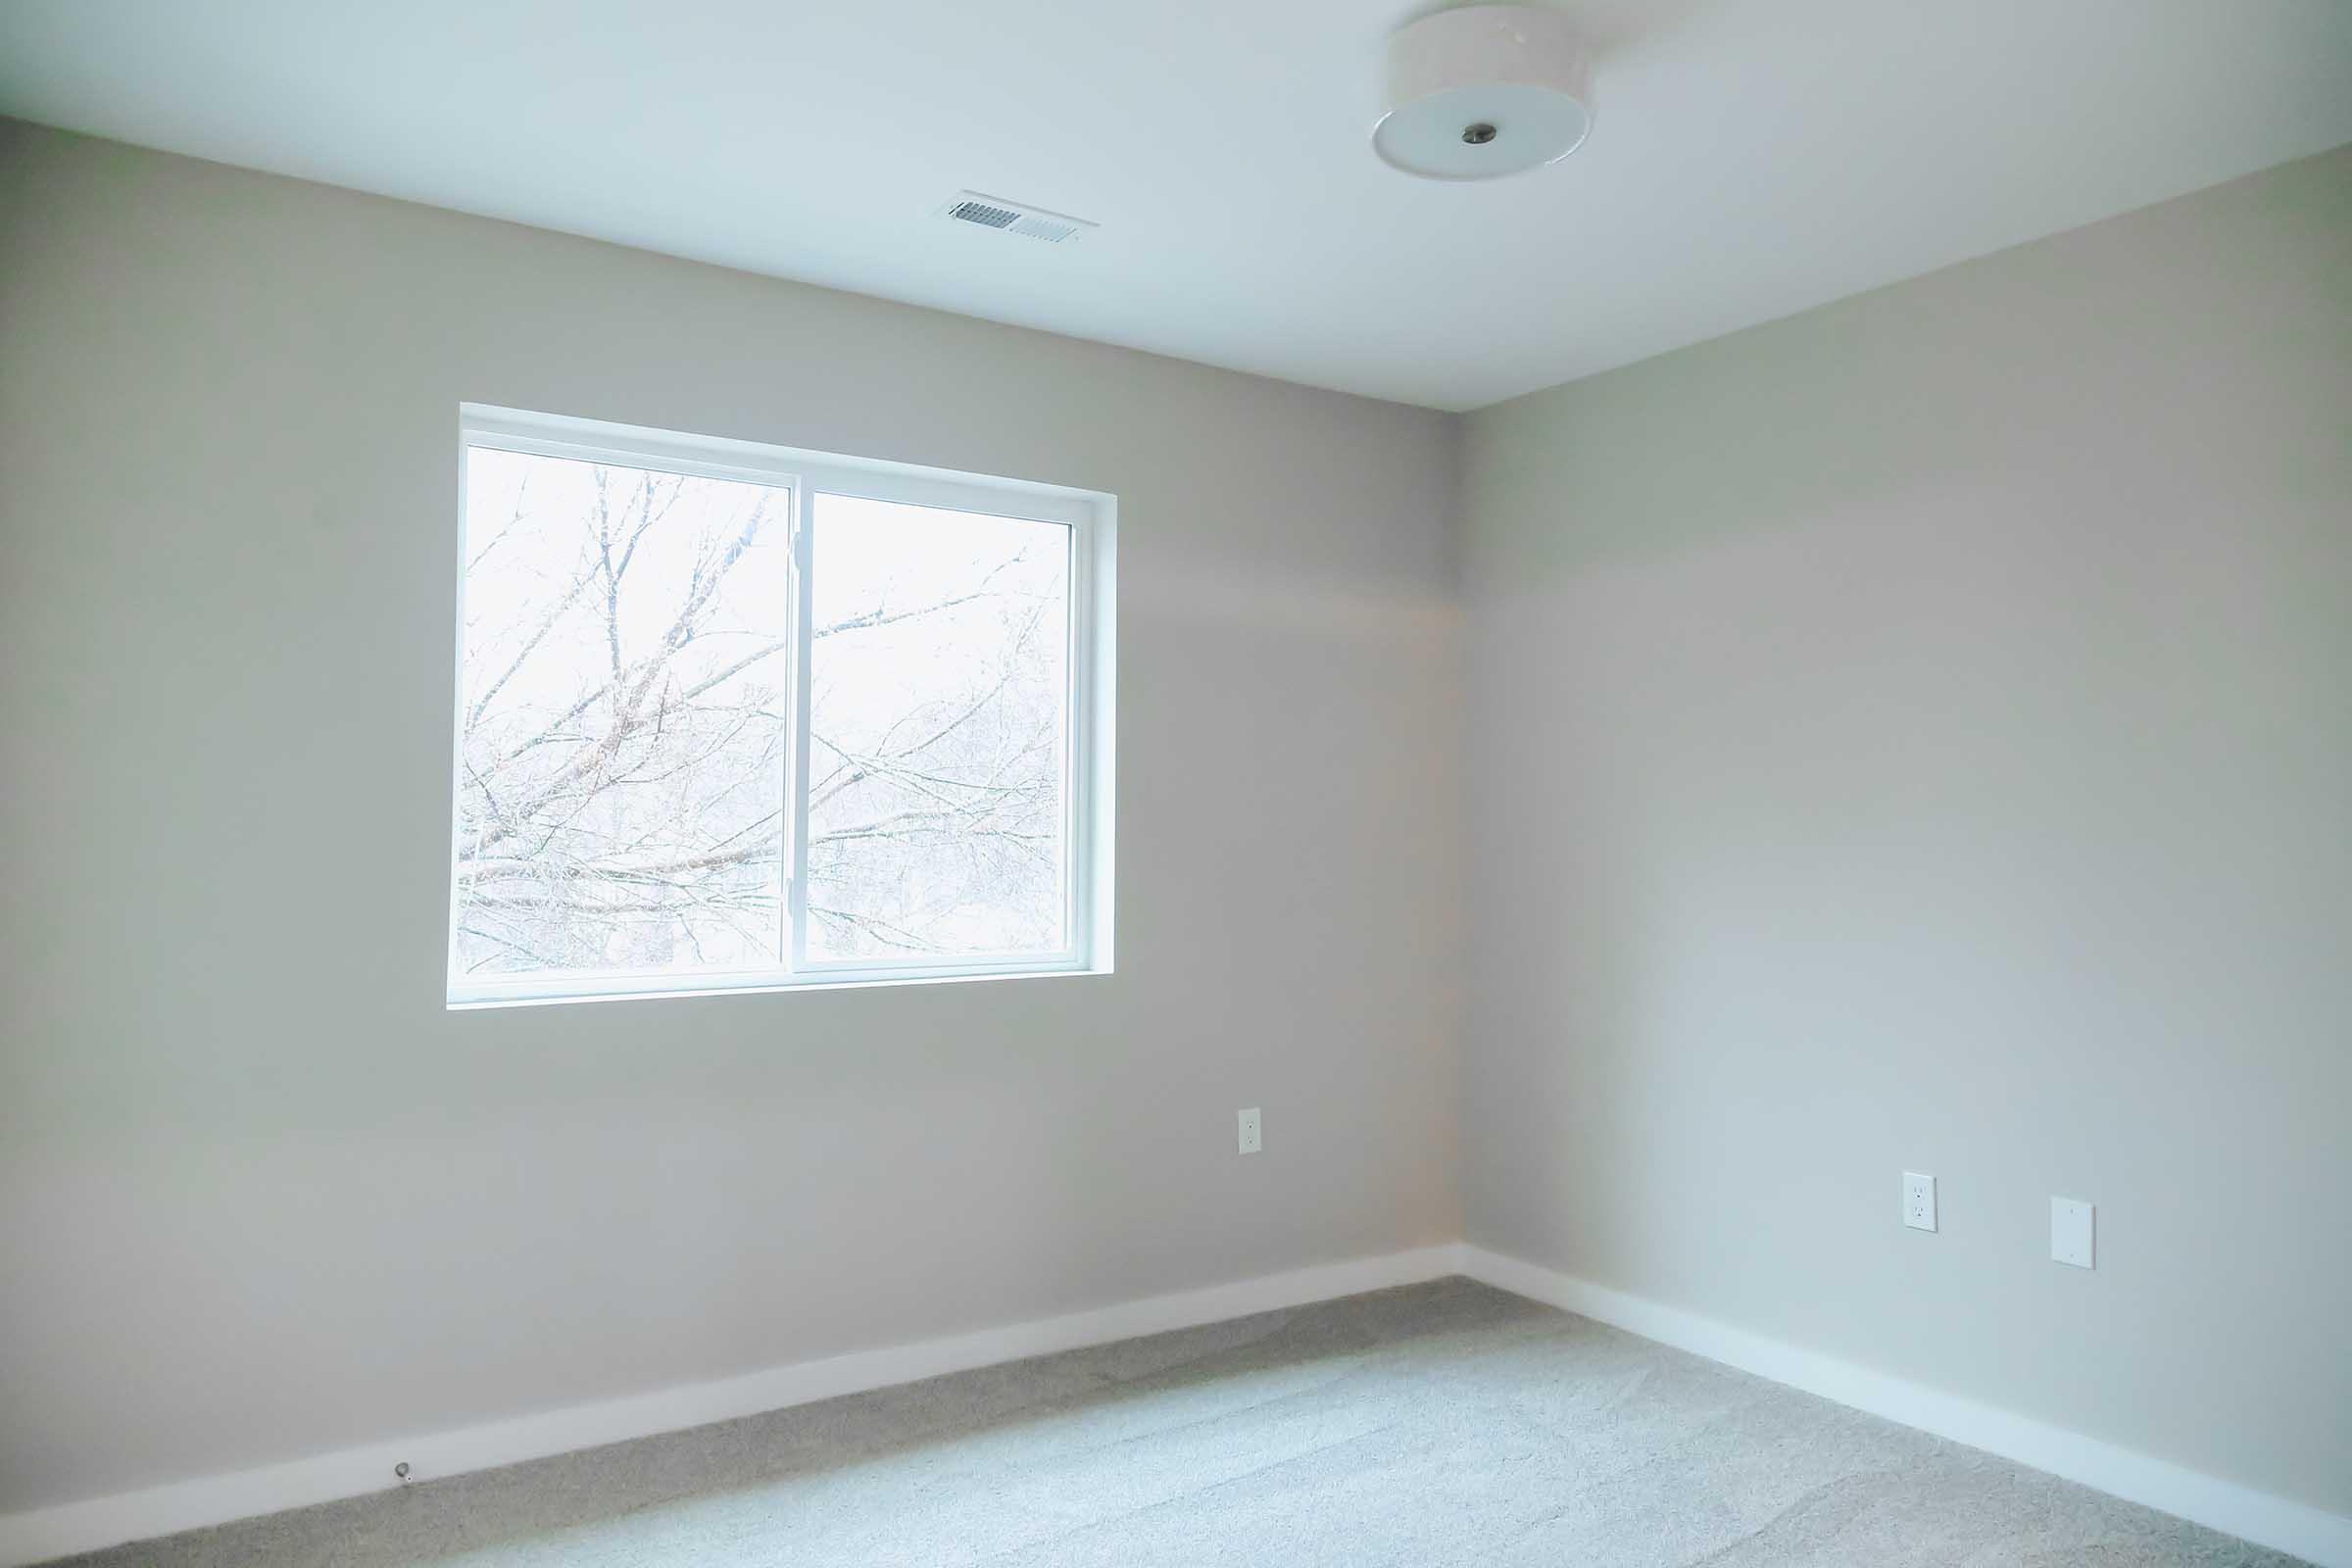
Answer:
3 0 2348 410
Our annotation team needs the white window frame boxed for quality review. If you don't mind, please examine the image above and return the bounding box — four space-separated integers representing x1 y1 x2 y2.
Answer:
447 404 1115 1008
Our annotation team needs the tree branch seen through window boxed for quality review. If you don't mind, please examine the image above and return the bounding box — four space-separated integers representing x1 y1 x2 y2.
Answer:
452 442 1074 988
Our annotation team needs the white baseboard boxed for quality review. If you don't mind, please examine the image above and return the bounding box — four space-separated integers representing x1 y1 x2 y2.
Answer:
0 1244 1462 1568
1457 1244 2351 1568
14 1243 2339 1568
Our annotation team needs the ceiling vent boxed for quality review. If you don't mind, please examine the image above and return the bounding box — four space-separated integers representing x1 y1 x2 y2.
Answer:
937 191 1097 245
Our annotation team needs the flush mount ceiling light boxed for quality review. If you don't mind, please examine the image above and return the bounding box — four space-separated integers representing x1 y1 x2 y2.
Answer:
1372 4 1593 180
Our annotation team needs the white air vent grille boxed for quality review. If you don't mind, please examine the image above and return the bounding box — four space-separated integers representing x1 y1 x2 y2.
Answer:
938 191 1096 245
949 199 1020 229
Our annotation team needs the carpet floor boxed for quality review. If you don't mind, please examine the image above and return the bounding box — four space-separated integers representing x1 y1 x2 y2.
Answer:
47 1277 2305 1566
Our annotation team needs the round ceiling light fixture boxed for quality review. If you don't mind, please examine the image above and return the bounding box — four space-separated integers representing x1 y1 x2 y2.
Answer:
1372 4 1593 181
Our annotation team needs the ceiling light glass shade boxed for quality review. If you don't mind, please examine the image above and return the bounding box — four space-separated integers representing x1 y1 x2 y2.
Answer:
1373 4 1594 180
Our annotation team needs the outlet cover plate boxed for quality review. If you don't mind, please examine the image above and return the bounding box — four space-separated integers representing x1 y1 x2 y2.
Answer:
1902 1171 1937 1232
1238 1107 1261 1154
2052 1197 2094 1268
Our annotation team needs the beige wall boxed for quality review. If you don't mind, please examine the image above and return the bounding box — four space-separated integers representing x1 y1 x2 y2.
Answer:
6 111 2345 1531
1459 145 2352 1514
0 122 1464 1513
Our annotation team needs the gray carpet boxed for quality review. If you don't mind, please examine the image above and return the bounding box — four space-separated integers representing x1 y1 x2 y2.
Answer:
47 1278 2304 1567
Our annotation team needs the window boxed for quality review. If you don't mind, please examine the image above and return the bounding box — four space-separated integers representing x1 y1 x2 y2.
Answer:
447 407 1113 1006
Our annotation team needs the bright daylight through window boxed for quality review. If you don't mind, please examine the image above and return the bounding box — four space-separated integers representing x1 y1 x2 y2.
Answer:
448 408 1111 1005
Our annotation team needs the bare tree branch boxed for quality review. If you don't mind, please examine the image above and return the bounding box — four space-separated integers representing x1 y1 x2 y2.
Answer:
456 461 1062 973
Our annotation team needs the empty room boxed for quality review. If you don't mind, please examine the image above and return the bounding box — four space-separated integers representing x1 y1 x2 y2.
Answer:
1 1 2346 1563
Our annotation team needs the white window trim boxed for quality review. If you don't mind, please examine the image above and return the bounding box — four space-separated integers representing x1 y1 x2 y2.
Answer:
446 404 1116 1009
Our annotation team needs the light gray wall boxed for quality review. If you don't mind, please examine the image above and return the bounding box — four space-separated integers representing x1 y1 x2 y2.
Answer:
0 122 1464 1514
7 111 2343 1530
1460 145 2352 1514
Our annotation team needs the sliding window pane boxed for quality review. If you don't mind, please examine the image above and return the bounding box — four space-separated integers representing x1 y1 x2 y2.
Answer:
806 495 1071 960
453 447 792 979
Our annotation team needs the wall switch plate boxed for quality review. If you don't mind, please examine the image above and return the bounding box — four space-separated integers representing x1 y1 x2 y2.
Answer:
2051 1197 2094 1268
1902 1171 1937 1232
1237 1107 1261 1154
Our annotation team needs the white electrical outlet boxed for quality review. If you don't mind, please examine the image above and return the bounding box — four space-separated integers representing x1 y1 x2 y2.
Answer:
2051 1197 2094 1268
1902 1172 1936 1232
1237 1107 1262 1154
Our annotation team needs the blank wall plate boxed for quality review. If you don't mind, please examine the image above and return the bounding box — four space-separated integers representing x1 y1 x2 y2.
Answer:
1902 1171 1936 1232
1237 1107 1261 1154
2052 1197 2094 1268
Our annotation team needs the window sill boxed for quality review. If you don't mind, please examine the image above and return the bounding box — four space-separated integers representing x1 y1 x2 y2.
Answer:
446 961 1111 1012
